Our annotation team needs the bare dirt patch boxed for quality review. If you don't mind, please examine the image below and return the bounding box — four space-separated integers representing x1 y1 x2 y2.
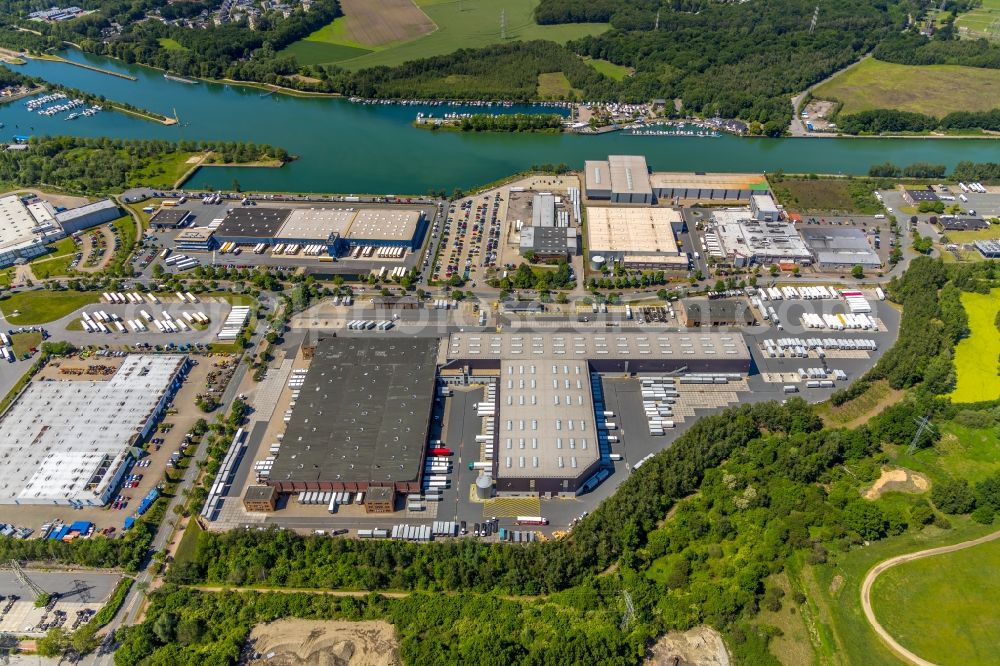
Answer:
863 467 930 500
246 619 401 666
338 0 435 47
645 625 729 666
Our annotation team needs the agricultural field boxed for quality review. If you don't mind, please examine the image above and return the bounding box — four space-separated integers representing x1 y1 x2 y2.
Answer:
812 58 1000 116
282 0 608 69
956 0 1000 40
948 289 1000 403
871 536 1000 666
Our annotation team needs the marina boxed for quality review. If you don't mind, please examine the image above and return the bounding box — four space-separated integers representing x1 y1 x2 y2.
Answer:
1 49 998 194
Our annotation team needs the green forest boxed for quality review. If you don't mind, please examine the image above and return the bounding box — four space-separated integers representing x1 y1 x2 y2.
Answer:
0 136 289 194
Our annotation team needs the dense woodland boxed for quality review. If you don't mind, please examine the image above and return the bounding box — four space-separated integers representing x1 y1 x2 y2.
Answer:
0 136 289 194
837 108 1000 135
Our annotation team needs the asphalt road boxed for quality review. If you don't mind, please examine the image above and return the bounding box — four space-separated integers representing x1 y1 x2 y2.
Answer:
0 571 118 603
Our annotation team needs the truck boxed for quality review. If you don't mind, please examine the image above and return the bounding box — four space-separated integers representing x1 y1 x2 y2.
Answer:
515 516 548 526
428 447 452 456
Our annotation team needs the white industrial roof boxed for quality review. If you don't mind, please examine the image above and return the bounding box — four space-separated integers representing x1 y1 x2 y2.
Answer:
587 207 681 256
345 209 421 242
0 355 185 505
0 195 43 251
277 208 356 240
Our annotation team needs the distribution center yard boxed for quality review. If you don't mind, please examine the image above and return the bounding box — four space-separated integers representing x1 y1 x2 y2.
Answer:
282 0 608 69
870 536 1000 666
812 58 1000 116
948 289 1000 403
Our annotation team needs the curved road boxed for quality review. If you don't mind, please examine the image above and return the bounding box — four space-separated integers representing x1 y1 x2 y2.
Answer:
860 528 1000 666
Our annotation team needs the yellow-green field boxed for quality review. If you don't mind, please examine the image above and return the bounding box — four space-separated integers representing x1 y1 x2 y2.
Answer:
0 290 99 325
871 537 1000 666
537 72 577 99
812 58 1000 116
282 0 608 69
584 57 631 81
949 289 1000 403
956 0 1000 40
158 38 187 51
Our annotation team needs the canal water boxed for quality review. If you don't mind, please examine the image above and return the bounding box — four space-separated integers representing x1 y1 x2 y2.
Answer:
3 49 999 194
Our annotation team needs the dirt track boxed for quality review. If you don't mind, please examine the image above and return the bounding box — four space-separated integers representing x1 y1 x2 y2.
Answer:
860 528 1000 666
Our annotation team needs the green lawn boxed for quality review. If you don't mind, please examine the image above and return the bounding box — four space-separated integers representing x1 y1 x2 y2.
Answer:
584 57 630 81
948 289 1000 403
128 152 199 190
955 0 1000 40
10 331 41 358
537 71 574 99
812 58 1000 116
158 38 187 51
768 177 884 214
172 518 203 570
28 236 79 279
895 421 1000 485
281 40 372 65
283 0 608 69
110 215 138 274
941 226 1000 243
0 290 99 324
871 537 1000 666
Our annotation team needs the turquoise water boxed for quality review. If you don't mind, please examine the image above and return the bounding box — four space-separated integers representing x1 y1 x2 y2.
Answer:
4 49 999 194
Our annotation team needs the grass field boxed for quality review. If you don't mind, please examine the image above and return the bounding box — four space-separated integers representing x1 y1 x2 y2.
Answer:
871 537 1000 665
896 421 1000 485
941 226 1000 242
10 331 41 358
0 290 98 324
282 0 608 69
27 236 78 280
128 152 199 190
956 0 1000 40
948 289 1000 403
537 72 577 99
158 38 187 51
812 58 1000 116
584 57 631 81
768 177 883 213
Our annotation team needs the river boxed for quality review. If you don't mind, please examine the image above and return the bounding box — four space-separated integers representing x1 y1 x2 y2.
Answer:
3 49 999 194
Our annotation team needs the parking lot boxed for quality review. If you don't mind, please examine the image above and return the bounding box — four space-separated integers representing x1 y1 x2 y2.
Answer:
431 192 504 287
0 570 120 637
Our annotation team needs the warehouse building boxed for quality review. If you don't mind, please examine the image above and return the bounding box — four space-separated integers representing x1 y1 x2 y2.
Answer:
520 226 578 260
902 189 939 205
939 216 988 231
213 206 427 255
55 199 121 234
267 337 438 496
442 332 750 495
0 195 57 267
0 355 189 506
150 209 193 229
710 210 812 267
974 240 1000 258
678 299 757 328
584 155 653 204
532 193 555 227
801 227 881 269
650 172 770 202
586 207 688 269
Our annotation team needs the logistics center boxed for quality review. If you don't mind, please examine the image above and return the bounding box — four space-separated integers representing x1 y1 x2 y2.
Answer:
0 355 189 506
212 206 428 256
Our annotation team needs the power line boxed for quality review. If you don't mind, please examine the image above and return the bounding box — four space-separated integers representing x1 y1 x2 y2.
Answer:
500 9 507 40
907 414 937 454
7 560 46 600
654 9 660 31
620 589 635 630
809 5 819 33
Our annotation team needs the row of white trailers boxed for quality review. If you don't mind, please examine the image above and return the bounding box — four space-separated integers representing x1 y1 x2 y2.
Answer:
840 291 873 314
163 253 199 271
800 312 878 330
759 285 839 300
218 305 251 341
217 242 241 255
373 266 408 280
641 377 677 436
432 299 458 309
0 345 14 362
82 309 208 334
959 182 987 193
766 337 878 354
347 319 394 330
350 245 406 259
269 243 327 256
200 428 247 521
798 367 849 381
102 291 167 305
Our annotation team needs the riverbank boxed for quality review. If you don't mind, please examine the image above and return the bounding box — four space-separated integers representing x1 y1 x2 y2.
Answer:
219 78 341 99
110 103 176 126
174 154 290 188
33 52 137 81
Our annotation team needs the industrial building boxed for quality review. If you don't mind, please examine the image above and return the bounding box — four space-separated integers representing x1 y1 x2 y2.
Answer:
974 240 1000 258
939 216 988 231
267 337 438 495
902 189 939 205
586 207 688 269
708 209 812 267
678 299 757 328
520 226 578 260
242 485 277 512
55 199 121 234
442 332 750 495
212 206 428 254
532 194 555 227
150 209 193 229
175 227 218 252
0 355 189 506
649 172 770 202
584 155 653 204
750 193 780 222
801 227 881 269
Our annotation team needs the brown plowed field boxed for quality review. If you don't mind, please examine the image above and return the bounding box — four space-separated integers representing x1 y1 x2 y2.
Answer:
339 0 436 47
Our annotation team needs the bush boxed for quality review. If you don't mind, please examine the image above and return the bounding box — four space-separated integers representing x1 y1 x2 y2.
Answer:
931 479 977 514
971 505 995 525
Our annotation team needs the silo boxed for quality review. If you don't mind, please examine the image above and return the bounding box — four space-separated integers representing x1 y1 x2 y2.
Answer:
475 473 492 500
590 254 606 271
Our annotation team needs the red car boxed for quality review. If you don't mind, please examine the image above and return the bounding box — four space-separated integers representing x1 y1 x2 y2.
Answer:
429 447 452 456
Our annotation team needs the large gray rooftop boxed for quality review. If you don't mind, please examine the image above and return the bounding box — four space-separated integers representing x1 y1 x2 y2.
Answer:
270 338 438 486
215 208 291 238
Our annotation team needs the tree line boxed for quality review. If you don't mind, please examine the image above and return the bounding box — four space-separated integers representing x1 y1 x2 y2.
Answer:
838 108 1000 135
